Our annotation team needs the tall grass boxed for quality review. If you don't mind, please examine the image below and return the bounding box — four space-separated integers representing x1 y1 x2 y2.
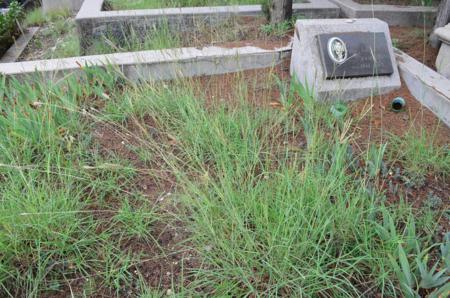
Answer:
100 76 446 296
388 126 450 183
21 9 79 60
0 71 158 296
0 68 447 296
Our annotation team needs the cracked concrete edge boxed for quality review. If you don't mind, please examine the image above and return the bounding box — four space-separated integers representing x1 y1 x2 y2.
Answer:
0 45 292 82
395 48 450 127
0 27 39 63
329 0 437 26
76 0 339 19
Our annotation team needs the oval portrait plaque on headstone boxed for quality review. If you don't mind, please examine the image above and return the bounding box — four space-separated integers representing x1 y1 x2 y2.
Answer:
317 32 394 80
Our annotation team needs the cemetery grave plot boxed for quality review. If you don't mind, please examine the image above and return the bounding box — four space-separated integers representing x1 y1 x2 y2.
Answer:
15 14 291 61
8 14 440 70
17 9 79 61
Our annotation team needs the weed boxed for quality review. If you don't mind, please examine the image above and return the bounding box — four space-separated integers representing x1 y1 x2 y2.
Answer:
101 79 444 296
260 18 294 37
0 0 22 54
0 59 447 296
23 7 45 27
388 126 450 182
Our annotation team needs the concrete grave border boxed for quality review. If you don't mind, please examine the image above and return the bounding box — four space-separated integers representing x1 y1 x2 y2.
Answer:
75 0 340 50
0 27 39 63
396 49 450 127
435 25 450 79
0 45 291 82
329 0 437 26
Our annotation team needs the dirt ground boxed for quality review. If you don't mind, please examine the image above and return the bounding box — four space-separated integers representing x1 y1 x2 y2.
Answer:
390 26 439 70
351 85 450 228
92 120 200 295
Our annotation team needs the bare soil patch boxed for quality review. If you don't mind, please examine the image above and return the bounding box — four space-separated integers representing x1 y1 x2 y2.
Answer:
91 120 200 294
390 26 439 70
351 84 449 231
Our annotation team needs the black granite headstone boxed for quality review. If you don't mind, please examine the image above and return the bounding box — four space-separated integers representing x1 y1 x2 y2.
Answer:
317 32 394 80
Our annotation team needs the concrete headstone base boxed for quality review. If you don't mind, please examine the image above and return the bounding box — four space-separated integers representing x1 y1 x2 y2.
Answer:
290 18 401 102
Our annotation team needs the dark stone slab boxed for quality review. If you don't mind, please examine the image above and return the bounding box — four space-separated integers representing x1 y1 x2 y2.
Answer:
317 32 394 79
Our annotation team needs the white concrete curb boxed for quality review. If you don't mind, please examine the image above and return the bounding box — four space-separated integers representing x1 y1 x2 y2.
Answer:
395 49 450 127
0 45 291 81
329 0 437 26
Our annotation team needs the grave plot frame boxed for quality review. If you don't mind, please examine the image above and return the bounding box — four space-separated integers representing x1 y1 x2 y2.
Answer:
329 0 437 26
75 0 340 51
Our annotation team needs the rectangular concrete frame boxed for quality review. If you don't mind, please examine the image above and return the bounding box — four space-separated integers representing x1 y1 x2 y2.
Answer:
42 0 84 14
290 18 401 102
329 0 437 26
396 49 450 127
0 45 291 82
75 0 339 50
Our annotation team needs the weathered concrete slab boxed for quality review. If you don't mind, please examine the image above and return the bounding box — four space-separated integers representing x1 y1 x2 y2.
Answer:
329 0 437 26
396 49 450 127
0 45 291 82
42 0 84 14
290 18 401 102
436 45 450 79
0 27 39 63
76 0 339 51
435 24 450 79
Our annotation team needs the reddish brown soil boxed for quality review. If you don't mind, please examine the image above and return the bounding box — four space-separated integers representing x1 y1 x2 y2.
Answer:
350 84 450 231
192 59 291 106
91 119 200 295
390 26 439 70
350 84 450 147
